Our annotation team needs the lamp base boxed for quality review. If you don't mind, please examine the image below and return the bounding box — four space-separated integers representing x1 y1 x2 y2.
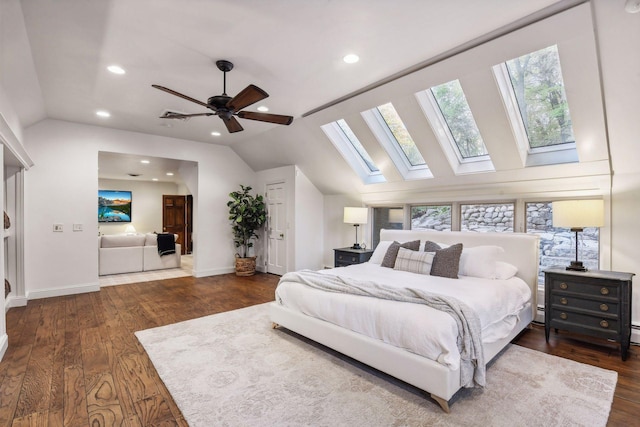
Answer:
566 261 587 272
352 243 362 249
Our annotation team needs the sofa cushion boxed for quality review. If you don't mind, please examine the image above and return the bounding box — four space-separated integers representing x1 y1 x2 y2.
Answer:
100 234 146 248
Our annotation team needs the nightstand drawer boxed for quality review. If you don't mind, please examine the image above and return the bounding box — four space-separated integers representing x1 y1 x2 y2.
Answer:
550 294 619 316
333 248 374 267
550 278 619 298
549 308 619 336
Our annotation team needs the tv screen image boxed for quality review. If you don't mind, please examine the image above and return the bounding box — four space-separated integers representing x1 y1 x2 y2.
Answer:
98 190 132 223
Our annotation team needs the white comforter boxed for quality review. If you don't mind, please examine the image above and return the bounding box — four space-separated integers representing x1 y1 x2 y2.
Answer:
275 263 531 370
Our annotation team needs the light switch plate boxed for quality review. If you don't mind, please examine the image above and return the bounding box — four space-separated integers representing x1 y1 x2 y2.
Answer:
73 223 83 232
53 223 63 232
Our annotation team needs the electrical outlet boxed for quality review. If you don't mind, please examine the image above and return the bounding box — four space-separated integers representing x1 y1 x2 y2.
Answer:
53 223 63 232
73 223 83 232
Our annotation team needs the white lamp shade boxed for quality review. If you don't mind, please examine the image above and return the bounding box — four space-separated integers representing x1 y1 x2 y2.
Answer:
552 200 604 228
124 224 137 234
344 207 368 224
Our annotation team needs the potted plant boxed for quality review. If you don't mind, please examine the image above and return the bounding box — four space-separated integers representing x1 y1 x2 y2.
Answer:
227 185 267 276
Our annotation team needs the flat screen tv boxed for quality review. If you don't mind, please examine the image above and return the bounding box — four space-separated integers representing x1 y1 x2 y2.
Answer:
98 190 132 223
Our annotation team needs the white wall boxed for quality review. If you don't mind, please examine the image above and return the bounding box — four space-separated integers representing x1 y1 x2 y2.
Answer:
23 119 257 298
294 167 323 271
98 178 179 236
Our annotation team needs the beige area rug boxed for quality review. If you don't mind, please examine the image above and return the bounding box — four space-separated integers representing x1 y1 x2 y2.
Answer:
99 254 193 287
135 303 617 427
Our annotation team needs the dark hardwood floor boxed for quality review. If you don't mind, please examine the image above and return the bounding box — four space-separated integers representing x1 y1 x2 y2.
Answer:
0 272 637 426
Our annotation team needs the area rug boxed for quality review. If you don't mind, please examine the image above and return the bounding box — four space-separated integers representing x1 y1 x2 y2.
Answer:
135 303 617 427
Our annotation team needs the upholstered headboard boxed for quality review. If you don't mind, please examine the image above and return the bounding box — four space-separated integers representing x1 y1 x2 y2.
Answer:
379 229 540 316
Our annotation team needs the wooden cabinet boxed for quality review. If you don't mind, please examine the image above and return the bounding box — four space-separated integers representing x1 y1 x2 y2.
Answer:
334 247 373 268
545 268 634 360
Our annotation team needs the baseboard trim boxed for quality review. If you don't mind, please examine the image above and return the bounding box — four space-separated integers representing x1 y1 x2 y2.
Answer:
632 324 640 345
0 333 8 362
26 282 100 300
5 295 27 312
192 267 235 278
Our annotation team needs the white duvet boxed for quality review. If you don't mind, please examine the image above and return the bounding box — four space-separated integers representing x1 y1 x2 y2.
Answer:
275 263 531 370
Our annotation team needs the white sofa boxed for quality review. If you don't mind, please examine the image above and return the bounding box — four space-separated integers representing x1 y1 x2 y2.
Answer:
99 233 181 276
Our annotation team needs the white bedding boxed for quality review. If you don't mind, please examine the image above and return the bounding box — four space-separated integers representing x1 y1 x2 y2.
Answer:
275 262 531 370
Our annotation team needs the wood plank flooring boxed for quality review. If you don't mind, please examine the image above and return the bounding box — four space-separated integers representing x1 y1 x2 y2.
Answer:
0 272 637 426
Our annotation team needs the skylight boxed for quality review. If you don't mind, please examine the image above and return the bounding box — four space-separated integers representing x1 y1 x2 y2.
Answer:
321 119 386 185
361 103 432 180
493 44 578 166
416 79 495 174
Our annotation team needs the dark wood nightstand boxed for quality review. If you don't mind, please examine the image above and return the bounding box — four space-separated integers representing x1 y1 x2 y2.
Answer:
544 267 634 360
334 247 374 267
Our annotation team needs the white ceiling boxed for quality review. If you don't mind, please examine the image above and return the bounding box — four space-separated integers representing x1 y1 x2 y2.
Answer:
7 0 640 195
18 0 561 146
98 152 190 184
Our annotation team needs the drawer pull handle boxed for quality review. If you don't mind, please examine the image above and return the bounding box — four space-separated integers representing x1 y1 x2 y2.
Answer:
560 312 567 320
600 320 609 328
559 282 568 290
560 297 568 305
600 304 609 312
600 287 609 295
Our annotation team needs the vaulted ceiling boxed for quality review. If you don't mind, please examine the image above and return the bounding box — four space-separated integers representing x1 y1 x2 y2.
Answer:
4 0 639 197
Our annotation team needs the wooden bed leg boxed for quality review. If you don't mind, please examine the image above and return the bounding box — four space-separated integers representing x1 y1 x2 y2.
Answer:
430 394 451 414
272 322 280 329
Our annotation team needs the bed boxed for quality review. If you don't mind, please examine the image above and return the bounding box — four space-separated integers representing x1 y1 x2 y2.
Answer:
269 229 539 412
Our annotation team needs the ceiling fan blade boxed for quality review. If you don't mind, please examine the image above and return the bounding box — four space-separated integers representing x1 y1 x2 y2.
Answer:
226 84 269 111
160 112 214 119
221 116 244 133
237 111 294 125
152 85 212 109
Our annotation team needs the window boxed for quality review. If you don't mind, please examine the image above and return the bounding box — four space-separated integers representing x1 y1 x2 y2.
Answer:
411 205 452 231
494 45 578 166
460 203 514 233
321 119 386 185
371 207 403 248
361 103 433 180
526 201 599 286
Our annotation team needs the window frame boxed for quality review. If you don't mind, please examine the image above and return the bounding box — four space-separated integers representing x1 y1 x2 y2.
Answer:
321 120 386 185
361 104 433 181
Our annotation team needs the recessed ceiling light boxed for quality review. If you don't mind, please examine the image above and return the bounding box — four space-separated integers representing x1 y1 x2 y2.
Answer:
257 106 269 112
211 131 221 137
166 172 174 176
107 65 126 75
343 54 359 64
96 110 111 118
140 160 150 164
152 178 158 181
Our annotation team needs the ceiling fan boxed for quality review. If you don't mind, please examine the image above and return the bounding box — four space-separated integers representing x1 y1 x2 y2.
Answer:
152 60 293 133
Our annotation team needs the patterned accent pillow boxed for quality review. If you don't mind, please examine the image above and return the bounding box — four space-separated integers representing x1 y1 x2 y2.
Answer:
381 240 421 268
428 243 463 279
394 247 435 274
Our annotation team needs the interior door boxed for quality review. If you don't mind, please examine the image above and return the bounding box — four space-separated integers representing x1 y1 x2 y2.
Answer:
163 195 186 255
266 182 287 275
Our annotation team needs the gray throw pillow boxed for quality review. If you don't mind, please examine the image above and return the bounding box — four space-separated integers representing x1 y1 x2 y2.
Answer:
428 243 463 279
423 240 442 252
381 240 420 268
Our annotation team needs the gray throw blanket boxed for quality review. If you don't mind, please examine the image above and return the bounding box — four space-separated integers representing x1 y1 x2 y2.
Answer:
279 269 485 388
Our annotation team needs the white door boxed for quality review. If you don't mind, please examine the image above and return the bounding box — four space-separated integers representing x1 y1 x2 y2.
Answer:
266 182 287 275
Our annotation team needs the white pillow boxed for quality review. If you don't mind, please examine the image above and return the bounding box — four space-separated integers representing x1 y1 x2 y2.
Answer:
369 241 393 264
393 247 434 275
458 245 504 279
495 261 518 280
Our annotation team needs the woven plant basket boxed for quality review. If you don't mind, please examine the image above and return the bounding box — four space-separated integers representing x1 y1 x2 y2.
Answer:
235 256 257 276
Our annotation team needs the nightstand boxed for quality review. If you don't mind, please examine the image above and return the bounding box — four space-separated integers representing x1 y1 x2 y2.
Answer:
544 267 634 360
334 247 374 267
